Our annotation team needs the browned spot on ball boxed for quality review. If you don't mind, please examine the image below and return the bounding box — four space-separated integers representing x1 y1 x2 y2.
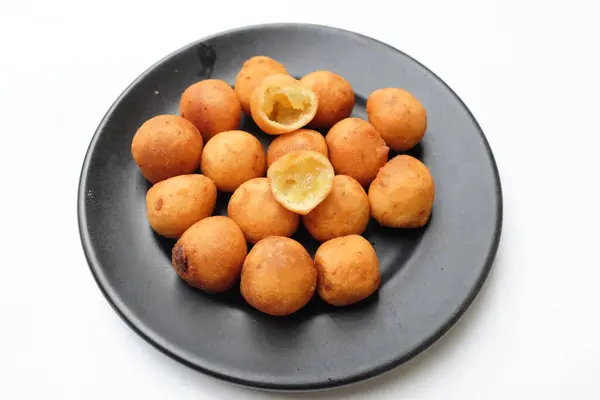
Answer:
155 198 163 211
172 245 189 274
385 95 398 106
373 275 381 289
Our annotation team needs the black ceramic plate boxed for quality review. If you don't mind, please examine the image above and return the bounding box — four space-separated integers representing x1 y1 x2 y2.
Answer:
78 23 502 391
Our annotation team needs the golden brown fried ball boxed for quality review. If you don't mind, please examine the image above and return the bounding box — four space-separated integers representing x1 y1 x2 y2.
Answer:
368 155 435 228
303 175 370 242
227 177 299 243
266 129 328 167
366 88 427 152
314 235 380 306
241 236 316 316
180 79 242 142
146 174 217 238
172 216 247 293
234 56 288 114
300 70 354 128
200 130 266 192
250 74 318 135
131 115 203 183
325 118 389 186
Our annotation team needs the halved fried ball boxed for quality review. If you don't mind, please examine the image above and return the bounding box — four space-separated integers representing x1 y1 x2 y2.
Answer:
267 129 328 167
314 235 380 306
325 118 389 186
200 130 266 192
234 56 288 114
250 74 318 135
228 177 299 243
241 236 316 316
146 174 217 238
300 70 354 128
368 155 435 228
172 216 247 293
131 115 203 183
267 150 335 215
303 175 369 242
366 88 427 152
180 79 241 141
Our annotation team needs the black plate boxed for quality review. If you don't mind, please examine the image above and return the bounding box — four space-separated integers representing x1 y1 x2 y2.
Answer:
78 23 502 391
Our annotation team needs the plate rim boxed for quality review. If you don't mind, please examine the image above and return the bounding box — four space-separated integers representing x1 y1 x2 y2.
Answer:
77 22 503 391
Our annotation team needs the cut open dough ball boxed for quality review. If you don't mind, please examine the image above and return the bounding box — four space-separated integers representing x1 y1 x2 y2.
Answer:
267 150 334 215
250 74 318 135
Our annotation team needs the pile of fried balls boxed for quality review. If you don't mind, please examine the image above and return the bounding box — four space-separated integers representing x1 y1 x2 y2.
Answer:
131 56 435 316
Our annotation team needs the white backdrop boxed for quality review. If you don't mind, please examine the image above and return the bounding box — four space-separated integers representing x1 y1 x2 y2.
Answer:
1 0 599 398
